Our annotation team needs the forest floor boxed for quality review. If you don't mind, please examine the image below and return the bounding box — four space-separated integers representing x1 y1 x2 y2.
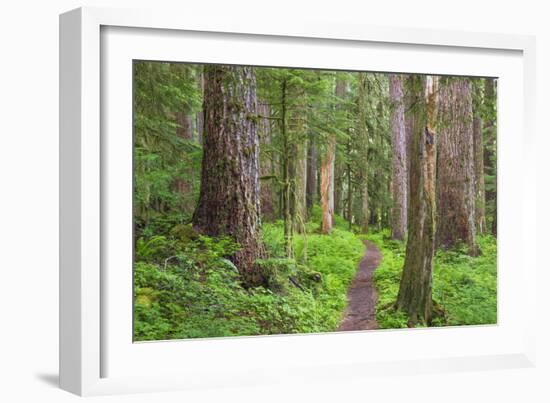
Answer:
337 240 381 331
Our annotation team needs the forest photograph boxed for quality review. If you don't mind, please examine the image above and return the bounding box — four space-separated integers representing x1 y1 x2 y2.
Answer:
133 61 497 341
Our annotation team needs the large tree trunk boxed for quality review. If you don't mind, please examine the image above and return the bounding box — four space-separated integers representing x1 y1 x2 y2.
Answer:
396 75 438 326
193 65 265 287
389 74 407 240
436 78 478 255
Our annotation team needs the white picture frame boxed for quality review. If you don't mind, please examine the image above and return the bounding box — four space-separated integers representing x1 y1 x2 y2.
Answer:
60 6 537 396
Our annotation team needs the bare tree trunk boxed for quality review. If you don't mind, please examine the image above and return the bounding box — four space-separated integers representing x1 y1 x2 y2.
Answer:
389 74 407 240
334 161 344 217
174 105 194 199
484 78 497 236
289 94 308 234
306 137 317 214
396 75 438 326
176 112 194 140
473 104 486 235
280 79 293 257
193 65 265 287
436 78 478 255
333 78 346 219
356 73 369 233
345 136 354 229
258 102 275 221
320 137 335 233
196 69 205 144
320 77 345 234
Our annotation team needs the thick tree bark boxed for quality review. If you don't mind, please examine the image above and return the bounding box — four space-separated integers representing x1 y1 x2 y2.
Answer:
436 78 478 255
389 74 407 240
193 65 265 287
396 75 438 326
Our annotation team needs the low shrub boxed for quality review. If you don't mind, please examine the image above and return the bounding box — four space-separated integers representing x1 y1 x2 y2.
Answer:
134 212 365 340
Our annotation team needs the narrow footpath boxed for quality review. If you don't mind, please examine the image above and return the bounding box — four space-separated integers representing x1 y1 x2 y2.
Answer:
337 240 382 331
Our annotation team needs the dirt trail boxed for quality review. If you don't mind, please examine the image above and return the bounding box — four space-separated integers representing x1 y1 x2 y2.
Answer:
337 240 382 331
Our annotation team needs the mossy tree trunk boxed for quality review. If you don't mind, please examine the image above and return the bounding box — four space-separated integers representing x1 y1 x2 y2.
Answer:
389 74 407 240
288 90 308 234
258 101 276 221
278 79 294 256
356 73 369 233
193 65 265 287
472 83 486 234
396 75 438 326
436 78 478 255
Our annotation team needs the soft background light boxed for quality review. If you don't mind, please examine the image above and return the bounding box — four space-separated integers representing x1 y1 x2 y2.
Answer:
0 1 547 402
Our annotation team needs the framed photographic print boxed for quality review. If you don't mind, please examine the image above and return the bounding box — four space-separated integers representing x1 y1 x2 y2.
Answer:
60 6 537 396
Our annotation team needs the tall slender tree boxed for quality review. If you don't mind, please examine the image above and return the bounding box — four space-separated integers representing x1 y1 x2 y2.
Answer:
193 65 265 287
258 101 276 221
356 72 369 233
396 75 438 325
289 90 308 234
306 137 318 214
472 80 486 234
436 78 478 255
320 76 341 234
320 135 336 233
389 74 407 240
483 78 498 235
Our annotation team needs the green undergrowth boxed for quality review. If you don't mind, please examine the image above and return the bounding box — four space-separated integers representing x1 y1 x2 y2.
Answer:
134 206 365 341
365 230 497 329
